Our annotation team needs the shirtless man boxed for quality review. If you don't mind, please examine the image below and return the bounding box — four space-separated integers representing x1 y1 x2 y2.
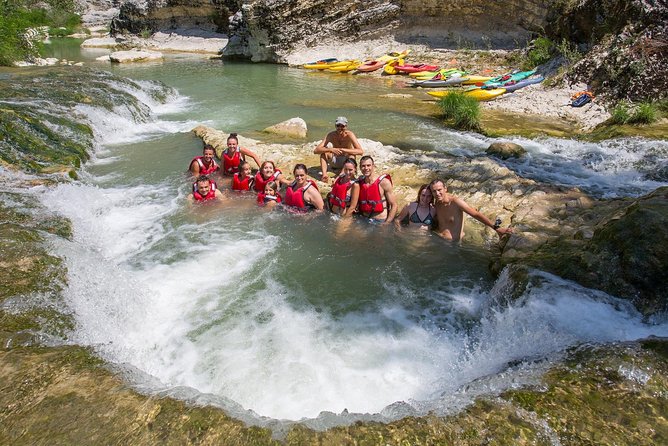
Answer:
313 116 364 183
429 178 513 241
188 175 225 204
358 156 397 223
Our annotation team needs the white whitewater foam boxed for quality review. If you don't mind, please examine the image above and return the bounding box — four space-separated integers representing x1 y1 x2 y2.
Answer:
42 179 668 421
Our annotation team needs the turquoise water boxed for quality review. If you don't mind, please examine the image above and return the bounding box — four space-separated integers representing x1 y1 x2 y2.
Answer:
14 39 668 424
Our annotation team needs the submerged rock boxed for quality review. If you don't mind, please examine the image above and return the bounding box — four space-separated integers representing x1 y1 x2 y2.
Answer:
263 117 308 138
486 141 527 159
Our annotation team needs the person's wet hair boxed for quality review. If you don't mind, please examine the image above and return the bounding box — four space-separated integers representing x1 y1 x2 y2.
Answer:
417 184 432 202
360 155 374 165
293 163 307 174
343 158 357 169
227 133 238 143
429 178 445 189
197 175 210 183
203 144 215 152
265 181 278 194
260 160 277 171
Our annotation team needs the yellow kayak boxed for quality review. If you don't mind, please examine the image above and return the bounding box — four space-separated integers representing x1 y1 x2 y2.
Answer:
303 60 353 70
463 88 506 101
327 60 361 72
461 76 494 85
383 59 405 75
428 88 506 101
427 90 450 99
409 68 459 79
377 49 411 63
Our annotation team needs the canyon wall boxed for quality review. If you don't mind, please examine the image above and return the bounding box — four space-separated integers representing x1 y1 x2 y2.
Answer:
109 0 553 61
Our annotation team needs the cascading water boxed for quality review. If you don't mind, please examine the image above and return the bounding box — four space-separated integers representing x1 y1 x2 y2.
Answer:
3 59 667 428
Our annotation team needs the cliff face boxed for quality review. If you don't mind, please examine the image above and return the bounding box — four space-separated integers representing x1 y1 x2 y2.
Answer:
110 0 240 35
109 0 553 61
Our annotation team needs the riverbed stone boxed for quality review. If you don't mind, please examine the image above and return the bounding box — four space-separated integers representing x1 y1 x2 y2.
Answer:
486 141 527 159
109 49 164 63
263 117 308 138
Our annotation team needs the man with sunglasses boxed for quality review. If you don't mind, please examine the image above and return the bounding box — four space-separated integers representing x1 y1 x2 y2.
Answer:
314 116 364 183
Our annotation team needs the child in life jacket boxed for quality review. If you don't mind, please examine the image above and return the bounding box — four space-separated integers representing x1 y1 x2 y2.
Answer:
232 161 255 191
256 181 282 209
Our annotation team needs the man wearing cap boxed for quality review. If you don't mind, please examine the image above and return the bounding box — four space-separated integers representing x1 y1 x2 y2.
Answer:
313 116 364 183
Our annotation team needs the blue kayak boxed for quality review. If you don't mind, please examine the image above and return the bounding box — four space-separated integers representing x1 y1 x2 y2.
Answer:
502 76 544 93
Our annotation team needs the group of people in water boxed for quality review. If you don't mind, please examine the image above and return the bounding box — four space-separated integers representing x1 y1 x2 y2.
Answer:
187 117 512 241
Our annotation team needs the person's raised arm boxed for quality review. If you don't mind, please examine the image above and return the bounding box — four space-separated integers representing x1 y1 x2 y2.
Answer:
343 183 360 218
453 196 513 236
276 172 291 187
381 178 397 223
241 147 262 169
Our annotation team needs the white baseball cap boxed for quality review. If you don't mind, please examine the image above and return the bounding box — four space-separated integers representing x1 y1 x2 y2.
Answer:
335 116 348 126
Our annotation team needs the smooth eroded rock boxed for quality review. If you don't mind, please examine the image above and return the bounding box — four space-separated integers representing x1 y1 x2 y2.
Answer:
486 141 527 159
109 50 164 63
263 117 308 138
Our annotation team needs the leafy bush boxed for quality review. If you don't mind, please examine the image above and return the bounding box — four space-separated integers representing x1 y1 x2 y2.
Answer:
610 103 630 125
526 37 554 68
628 102 657 125
438 92 482 131
0 0 80 66
557 39 582 65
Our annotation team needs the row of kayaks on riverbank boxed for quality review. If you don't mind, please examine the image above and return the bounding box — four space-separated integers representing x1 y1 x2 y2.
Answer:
302 52 544 102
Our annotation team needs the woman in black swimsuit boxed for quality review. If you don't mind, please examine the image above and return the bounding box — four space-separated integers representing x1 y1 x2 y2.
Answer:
395 184 435 229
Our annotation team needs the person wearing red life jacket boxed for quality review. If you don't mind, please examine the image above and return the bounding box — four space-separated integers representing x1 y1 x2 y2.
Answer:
189 144 220 177
256 181 283 209
357 155 397 223
222 132 261 175
327 157 360 217
188 175 224 204
232 161 255 191
284 164 324 212
253 160 289 192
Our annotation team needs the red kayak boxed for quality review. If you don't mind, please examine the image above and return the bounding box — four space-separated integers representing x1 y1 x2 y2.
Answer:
394 64 439 74
356 60 385 72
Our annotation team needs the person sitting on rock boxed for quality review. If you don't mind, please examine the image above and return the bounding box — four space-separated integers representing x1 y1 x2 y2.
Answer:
189 144 220 177
429 178 513 241
313 116 364 183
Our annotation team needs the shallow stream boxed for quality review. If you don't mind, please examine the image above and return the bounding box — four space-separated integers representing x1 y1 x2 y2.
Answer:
4 39 668 428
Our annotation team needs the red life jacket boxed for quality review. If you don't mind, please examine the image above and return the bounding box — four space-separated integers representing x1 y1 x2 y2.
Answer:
256 192 282 206
285 180 318 211
327 175 356 210
223 147 242 174
232 173 253 191
253 169 282 192
190 156 219 175
192 181 218 202
358 174 391 216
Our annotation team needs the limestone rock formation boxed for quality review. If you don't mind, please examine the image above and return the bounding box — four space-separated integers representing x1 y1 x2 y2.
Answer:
110 0 238 35
263 117 308 138
110 1 552 62
109 49 164 63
